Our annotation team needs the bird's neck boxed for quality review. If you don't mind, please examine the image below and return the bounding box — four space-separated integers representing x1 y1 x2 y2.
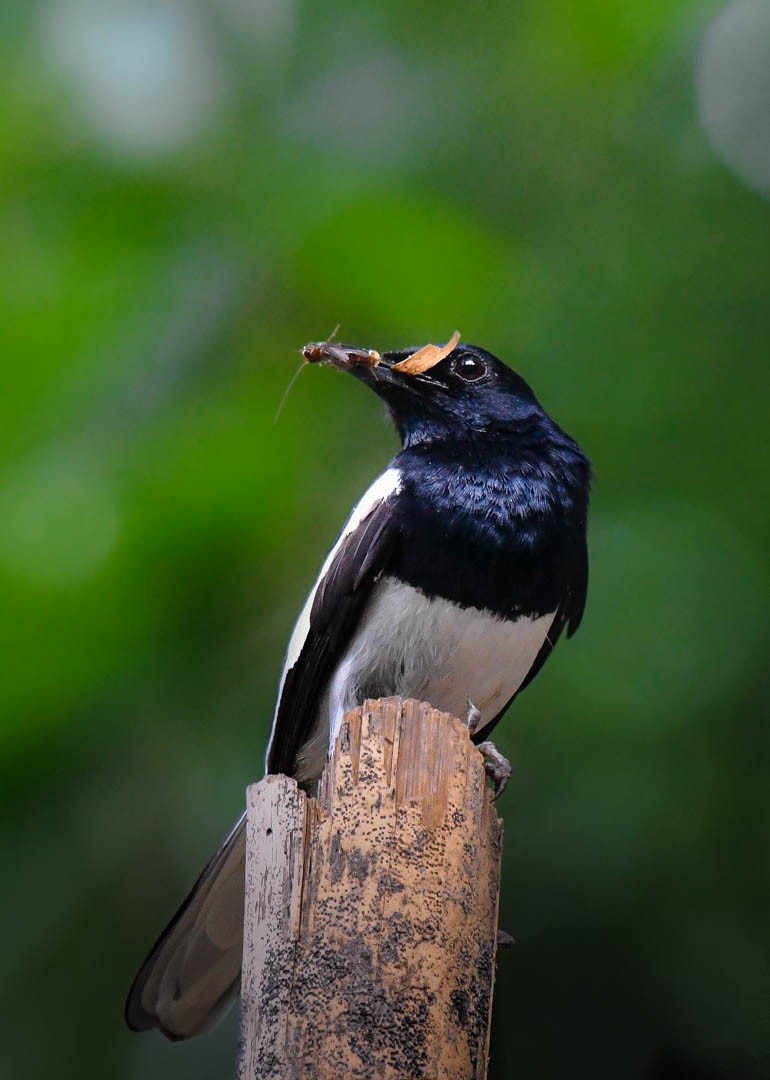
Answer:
397 426 589 531
391 432 588 617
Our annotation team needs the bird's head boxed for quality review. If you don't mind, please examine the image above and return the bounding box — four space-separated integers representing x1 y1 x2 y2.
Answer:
303 335 545 448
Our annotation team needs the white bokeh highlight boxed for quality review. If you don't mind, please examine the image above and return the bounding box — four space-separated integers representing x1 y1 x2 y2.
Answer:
697 0 770 196
41 0 228 160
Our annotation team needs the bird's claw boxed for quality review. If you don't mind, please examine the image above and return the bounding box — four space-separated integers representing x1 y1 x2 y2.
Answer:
477 740 512 799
497 929 516 950
466 698 482 736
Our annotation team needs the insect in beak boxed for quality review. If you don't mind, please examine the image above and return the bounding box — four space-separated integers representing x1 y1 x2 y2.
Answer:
302 340 381 370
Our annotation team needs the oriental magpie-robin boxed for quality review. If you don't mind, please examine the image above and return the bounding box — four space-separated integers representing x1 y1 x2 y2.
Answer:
125 336 590 1040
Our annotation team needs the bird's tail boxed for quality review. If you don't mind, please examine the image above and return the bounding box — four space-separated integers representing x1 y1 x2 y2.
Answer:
124 813 246 1041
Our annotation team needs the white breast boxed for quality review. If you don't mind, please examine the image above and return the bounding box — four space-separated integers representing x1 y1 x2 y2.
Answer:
327 577 556 754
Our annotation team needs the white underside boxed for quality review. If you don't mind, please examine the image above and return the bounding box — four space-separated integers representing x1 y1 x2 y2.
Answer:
294 576 555 782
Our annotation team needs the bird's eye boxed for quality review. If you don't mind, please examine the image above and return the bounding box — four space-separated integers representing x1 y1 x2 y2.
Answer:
451 353 488 383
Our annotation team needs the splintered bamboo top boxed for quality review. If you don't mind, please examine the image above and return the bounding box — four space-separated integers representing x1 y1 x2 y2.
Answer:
239 698 504 1080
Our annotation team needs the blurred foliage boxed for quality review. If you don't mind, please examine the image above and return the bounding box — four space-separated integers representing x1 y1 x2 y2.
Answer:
1 2 768 1078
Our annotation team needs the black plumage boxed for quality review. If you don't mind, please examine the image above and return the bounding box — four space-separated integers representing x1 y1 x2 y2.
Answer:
125 339 590 1040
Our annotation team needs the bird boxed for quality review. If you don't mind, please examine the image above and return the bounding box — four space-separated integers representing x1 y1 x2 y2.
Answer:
124 335 591 1041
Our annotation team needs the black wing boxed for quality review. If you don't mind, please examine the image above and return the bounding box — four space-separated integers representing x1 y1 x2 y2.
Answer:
478 538 589 742
266 484 400 778
124 479 402 1040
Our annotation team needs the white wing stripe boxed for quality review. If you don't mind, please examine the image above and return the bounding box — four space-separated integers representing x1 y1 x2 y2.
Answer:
264 467 402 771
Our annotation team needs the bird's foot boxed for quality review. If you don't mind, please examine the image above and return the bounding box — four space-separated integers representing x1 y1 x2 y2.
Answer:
466 698 482 736
497 929 516 950
477 740 512 799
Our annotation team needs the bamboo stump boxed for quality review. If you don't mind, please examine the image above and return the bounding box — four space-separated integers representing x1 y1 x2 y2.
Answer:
238 697 504 1080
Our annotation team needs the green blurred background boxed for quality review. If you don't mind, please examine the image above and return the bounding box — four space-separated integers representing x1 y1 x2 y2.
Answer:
1 1 769 1077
